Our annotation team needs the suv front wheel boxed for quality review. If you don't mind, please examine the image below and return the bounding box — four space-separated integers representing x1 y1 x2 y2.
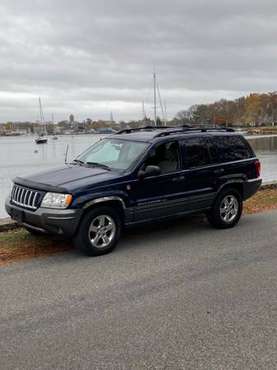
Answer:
74 206 122 256
207 188 243 229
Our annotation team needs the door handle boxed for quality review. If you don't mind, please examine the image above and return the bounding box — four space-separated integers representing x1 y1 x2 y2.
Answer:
172 175 185 182
213 168 225 175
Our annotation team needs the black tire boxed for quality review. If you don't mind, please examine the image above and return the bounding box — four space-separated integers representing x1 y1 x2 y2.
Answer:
206 188 243 229
74 206 122 256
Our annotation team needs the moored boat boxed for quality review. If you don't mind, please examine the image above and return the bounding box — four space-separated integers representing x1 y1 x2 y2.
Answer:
35 137 48 144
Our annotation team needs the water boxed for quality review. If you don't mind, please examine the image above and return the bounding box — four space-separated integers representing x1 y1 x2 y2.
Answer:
246 135 277 183
0 134 276 218
0 135 102 218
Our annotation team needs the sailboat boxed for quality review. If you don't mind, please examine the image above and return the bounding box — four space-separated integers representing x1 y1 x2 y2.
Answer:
35 98 48 144
35 136 47 144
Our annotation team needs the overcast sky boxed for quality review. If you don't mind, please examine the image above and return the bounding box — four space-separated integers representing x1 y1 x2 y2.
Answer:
1 0 277 122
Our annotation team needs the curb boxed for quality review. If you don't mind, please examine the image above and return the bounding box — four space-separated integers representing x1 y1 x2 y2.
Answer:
1 181 277 233
260 181 277 190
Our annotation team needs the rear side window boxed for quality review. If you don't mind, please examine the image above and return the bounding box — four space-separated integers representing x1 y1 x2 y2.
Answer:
210 136 254 163
182 137 211 168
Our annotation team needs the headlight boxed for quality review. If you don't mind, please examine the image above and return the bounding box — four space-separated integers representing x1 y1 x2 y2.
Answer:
41 193 72 209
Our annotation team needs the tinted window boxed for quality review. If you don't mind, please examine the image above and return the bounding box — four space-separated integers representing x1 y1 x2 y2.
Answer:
183 137 210 168
210 136 254 163
143 141 179 174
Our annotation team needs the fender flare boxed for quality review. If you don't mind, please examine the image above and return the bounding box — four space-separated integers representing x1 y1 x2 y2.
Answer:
83 196 126 210
216 180 244 198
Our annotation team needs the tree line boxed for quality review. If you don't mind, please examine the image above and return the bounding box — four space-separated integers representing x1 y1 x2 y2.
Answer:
176 92 277 127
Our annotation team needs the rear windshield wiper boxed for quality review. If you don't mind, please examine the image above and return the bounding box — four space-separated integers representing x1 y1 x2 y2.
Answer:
85 162 111 171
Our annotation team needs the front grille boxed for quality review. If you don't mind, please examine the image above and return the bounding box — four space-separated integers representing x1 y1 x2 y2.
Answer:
11 185 43 210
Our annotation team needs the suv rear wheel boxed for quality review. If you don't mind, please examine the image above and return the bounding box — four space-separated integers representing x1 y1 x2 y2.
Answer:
207 188 243 229
74 206 122 256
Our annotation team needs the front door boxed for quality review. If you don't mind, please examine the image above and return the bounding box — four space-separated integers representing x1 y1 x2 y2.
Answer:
130 140 186 222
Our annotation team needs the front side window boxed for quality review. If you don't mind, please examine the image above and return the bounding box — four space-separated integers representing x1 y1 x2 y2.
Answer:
183 137 210 168
76 139 148 170
143 141 180 174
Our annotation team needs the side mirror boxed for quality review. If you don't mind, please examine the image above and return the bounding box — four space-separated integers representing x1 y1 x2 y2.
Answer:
138 165 161 179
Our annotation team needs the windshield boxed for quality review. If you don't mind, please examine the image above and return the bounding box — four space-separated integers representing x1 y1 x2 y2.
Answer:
75 138 148 170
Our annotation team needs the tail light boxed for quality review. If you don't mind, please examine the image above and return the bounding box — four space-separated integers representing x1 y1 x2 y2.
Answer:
254 159 261 178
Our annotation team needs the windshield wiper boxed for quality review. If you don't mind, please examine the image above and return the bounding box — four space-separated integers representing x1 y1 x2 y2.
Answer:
72 159 84 165
85 162 111 171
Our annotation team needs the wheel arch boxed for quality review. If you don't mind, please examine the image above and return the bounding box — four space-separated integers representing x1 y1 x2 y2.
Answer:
77 196 126 233
217 181 244 199
83 196 126 211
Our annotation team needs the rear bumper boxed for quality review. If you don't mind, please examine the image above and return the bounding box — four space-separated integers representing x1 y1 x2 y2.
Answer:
5 198 82 237
243 178 262 200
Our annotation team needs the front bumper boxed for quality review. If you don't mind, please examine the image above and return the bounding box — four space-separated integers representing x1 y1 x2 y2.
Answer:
5 198 82 237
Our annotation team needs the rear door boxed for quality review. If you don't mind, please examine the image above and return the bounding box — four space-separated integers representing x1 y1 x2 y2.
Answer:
180 136 216 210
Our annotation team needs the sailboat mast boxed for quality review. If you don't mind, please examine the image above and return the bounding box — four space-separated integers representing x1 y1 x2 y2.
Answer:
39 97 44 124
157 82 166 126
142 101 146 120
38 97 46 134
164 100 168 123
153 72 157 126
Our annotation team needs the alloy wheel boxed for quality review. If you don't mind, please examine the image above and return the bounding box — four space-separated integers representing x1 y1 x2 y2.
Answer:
88 215 116 249
219 195 239 223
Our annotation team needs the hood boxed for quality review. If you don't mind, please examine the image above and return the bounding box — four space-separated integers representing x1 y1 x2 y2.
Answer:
14 165 121 193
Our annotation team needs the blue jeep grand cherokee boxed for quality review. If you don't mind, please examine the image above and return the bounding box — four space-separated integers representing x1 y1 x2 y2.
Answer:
6 127 262 256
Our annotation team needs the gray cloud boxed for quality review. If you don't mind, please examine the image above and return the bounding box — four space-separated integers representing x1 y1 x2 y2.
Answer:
1 0 277 121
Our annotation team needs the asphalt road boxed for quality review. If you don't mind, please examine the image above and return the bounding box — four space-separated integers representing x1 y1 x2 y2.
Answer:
0 211 277 370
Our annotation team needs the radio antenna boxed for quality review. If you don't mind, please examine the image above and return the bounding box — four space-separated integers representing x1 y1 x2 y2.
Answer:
65 144 69 165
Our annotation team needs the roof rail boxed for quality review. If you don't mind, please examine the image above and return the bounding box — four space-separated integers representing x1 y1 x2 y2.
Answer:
154 127 235 138
116 126 172 135
115 125 235 137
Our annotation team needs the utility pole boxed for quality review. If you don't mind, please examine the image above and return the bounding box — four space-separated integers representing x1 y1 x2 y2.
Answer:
153 72 157 126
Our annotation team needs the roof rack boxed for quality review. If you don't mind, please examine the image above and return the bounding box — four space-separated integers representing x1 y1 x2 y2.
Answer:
116 126 172 135
115 125 235 137
154 127 235 138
